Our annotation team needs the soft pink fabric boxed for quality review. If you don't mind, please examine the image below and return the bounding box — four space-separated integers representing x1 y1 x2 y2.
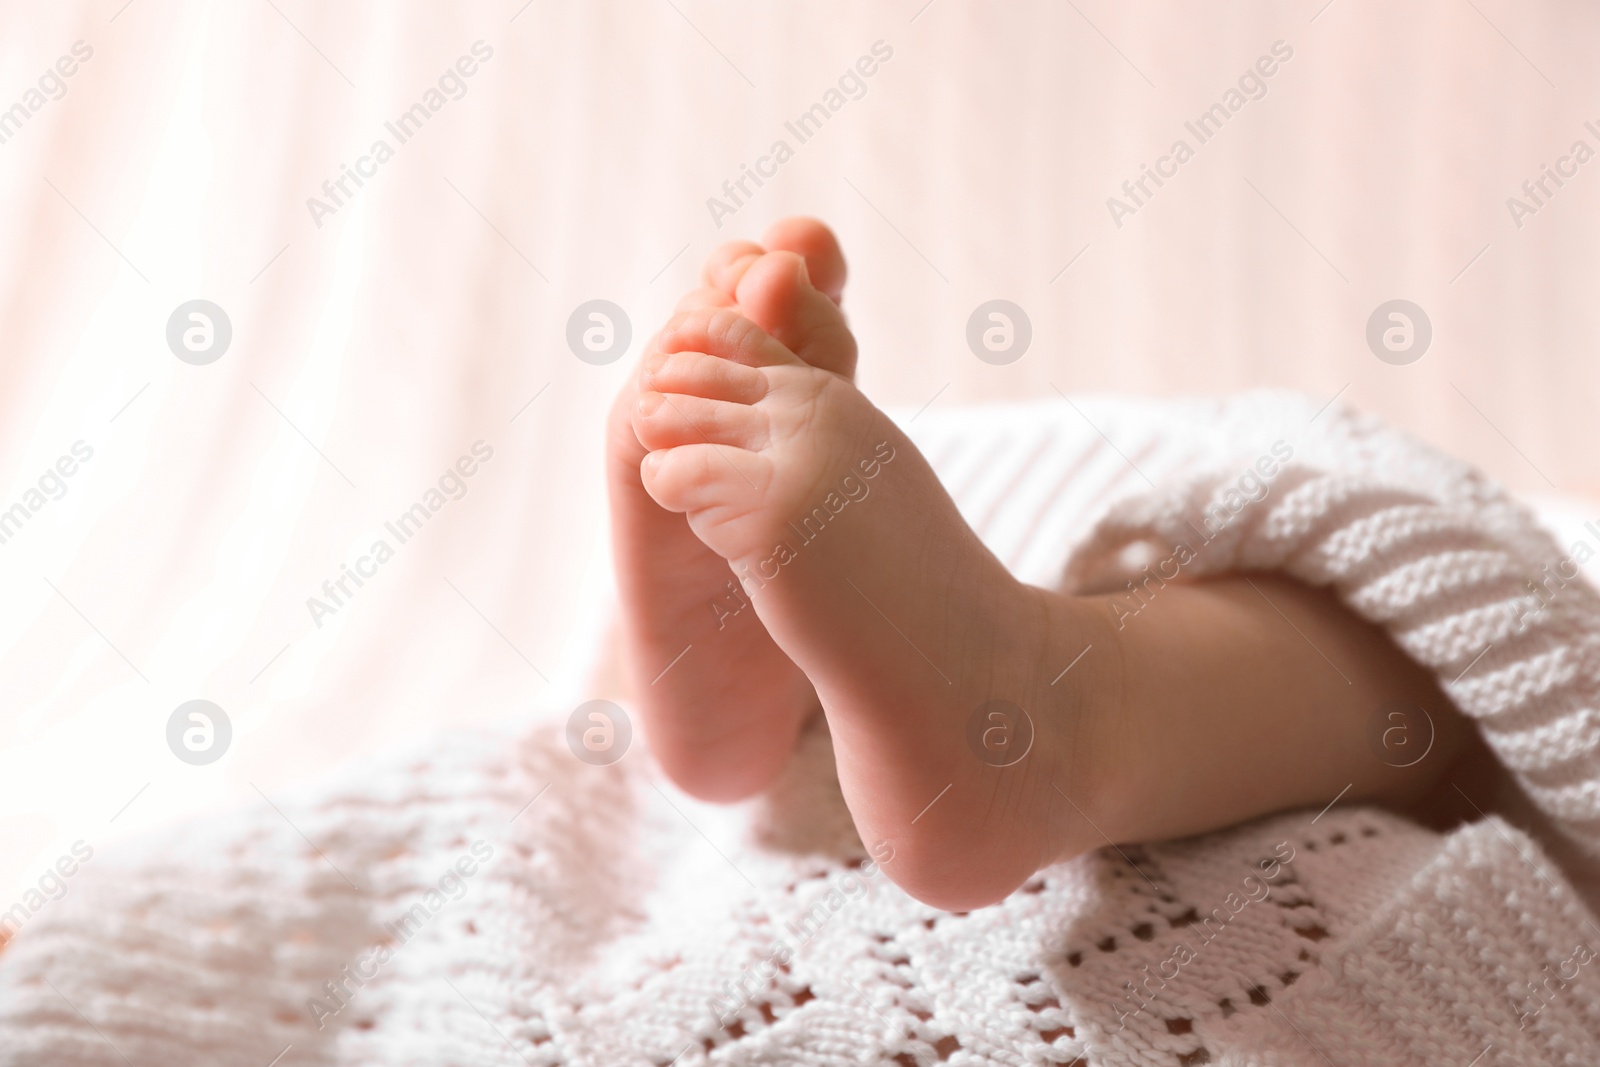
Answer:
2 1 1597 897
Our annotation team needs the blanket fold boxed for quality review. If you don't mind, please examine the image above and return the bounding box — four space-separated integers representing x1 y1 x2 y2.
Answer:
3 392 1597 1067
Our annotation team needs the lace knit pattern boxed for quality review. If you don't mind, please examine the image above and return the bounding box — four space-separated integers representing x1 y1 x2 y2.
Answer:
1 392 1597 1067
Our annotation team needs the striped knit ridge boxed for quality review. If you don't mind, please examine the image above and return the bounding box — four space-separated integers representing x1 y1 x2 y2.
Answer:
1054 391 1600 862
4 392 1599 1067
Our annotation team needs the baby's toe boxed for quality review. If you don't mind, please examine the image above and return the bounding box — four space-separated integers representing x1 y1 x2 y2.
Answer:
760 216 847 304
734 250 857 378
640 350 768 404
633 392 769 452
700 239 765 295
697 218 848 306
640 443 770 516
655 307 802 371
673 286 736 315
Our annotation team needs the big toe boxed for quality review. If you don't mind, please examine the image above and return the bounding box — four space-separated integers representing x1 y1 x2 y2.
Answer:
735 250 858 379
700 238 766 296
699 219 848 305
761 216 847 304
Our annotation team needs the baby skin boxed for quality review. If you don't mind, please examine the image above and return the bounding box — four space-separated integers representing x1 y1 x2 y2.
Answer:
609 218 1488 911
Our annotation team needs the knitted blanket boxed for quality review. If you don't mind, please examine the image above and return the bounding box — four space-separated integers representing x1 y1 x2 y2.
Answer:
3 392 1598 1067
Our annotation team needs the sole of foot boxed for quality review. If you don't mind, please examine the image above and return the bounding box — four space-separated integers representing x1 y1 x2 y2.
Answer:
607 219 861 803
633 295 1128 911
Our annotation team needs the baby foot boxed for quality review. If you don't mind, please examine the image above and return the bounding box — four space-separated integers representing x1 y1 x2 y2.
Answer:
607 219 854 802
632 292 1129 910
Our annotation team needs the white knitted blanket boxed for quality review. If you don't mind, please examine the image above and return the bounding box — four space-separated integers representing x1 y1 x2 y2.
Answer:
3 392 1599 1067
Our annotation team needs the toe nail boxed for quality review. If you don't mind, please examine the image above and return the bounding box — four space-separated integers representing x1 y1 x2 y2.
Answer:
637 391 665 416
639 352 667 387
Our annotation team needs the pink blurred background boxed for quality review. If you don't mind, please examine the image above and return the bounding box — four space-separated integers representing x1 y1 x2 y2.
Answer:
2 0 1597 900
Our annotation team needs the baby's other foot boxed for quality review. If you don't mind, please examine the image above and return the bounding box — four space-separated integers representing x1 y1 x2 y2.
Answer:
607 220 854 801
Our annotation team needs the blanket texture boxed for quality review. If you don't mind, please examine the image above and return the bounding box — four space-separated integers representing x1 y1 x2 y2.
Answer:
3 393 1598 1067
